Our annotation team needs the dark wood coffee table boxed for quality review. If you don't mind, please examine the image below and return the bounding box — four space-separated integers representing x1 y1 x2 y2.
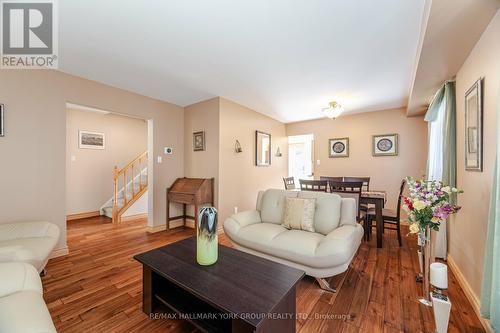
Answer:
134 237 305 333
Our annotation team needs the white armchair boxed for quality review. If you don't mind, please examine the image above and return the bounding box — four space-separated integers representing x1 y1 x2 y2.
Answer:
0 262 57 333
0 221 60 273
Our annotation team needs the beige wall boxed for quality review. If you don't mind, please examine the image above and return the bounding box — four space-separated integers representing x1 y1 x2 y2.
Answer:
0 70 184 251
66 109 147 215
451 9 500 299
286 108 428 208
218 98 288 222
184 98 220 208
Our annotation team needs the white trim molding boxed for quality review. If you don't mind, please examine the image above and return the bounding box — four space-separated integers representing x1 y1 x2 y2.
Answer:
447 255 493 333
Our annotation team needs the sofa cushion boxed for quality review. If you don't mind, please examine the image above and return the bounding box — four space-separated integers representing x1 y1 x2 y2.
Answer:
237 223 288 244
0 290 57 333
259 189 298 224
0 237 58 272
272 229 324 257
282 197 316 232
228 222 364 269
0 263 42 298
297 191 342 235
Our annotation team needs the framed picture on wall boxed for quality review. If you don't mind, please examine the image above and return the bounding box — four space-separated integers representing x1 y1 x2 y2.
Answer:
0 104 4 137
255 130 271 166
465 78 483 171
328 137 349 158
193 131 205 151
79 130 105 149
372 133 398 156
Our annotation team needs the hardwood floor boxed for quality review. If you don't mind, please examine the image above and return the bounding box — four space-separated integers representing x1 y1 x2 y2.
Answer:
43 216 485 333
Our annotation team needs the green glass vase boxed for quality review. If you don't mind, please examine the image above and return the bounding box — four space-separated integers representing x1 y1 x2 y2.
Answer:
196 207 218 266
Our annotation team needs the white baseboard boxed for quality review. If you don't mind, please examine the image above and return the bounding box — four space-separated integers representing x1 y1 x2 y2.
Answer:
50 246 69 259
447 255 493 333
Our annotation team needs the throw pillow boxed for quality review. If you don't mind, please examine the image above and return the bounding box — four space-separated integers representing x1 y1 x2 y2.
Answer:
282 197 316 232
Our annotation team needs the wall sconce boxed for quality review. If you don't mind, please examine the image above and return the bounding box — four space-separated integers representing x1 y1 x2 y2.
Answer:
275 147 282 157
235 140 243 153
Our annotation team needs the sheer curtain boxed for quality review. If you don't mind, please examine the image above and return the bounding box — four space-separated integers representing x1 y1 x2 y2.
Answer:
424 81 457 259
427 102 445 181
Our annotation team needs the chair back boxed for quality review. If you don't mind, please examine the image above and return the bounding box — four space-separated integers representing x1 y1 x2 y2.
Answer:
343 177 370 191
329 181 363 219
396 178 406 220
320 176 343 192
299 179 328 192
283 177 296 190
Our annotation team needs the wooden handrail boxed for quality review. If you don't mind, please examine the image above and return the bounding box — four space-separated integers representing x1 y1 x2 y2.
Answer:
115 151 148 178
112 150 148 223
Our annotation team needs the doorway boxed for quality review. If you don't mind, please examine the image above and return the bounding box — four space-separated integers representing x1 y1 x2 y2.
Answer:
65 103 152 225
288 134 314 183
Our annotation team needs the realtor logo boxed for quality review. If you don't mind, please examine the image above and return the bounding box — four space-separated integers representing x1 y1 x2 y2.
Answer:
1 0 58 68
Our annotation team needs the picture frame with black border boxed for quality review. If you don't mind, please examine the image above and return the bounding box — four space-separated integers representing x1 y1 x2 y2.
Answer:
79 130 105 150
193 131 206 151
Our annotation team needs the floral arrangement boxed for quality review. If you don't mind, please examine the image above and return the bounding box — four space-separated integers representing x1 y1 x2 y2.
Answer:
402 177 463 234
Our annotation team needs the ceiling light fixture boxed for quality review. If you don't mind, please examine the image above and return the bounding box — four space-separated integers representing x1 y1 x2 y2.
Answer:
322 101 344 119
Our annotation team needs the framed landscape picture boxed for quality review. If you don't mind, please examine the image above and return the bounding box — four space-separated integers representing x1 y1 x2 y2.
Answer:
79 130 105 150
372 134 398 156
193 131 205 151
329 137 349 158
465 78 483 171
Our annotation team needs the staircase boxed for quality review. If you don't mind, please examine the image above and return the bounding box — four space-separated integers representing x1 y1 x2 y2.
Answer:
101 151 148 223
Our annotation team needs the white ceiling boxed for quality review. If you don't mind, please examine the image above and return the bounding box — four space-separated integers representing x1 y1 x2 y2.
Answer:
59 0 426 123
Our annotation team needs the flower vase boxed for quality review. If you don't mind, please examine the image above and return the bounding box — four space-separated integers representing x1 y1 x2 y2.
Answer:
196 207 218 266
419 226 432 306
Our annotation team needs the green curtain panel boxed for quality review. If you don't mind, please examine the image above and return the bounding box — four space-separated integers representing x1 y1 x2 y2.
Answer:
480 87 500 331
425 85 446 122
442 82 457 200
425 81 457 194
425 81 457 259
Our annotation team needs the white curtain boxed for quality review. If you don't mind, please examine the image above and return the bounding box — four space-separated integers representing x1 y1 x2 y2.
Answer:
427 102 445 181
427 102 447 258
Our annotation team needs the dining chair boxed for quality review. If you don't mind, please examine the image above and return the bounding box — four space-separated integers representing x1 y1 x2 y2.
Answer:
320 176 343 192
328 181 364 221
343 177 370 191
344 177 371 211
283 177 296 190
299 179 328 192
365 179 406 246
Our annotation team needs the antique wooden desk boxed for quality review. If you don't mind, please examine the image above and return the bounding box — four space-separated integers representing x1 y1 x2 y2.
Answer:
166 177 214 230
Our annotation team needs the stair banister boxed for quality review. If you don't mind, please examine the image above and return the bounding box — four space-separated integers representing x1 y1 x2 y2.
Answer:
112 151 148 223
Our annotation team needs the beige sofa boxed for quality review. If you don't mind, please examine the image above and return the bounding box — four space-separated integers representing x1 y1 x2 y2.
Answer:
0 262 57 333
224 189 364 292
0 221 60 273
